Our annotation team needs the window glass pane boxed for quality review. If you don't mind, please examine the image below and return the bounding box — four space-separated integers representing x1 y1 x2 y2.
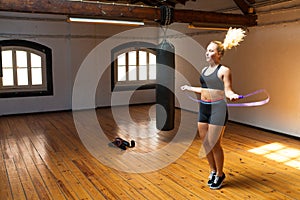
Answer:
128 51 136 66
16 50 27 68
2 50 13 68
128 65 136 81
2 69 14 86
17 68 28 85
139 65 147 80
31 53 42 68
0 40 52 97
31 53 43 85
149 64 156 80
149 53 156 65
114 48 157 90
32 68 42 85
118 65 126 81
139 51 147 65
118 53 126 66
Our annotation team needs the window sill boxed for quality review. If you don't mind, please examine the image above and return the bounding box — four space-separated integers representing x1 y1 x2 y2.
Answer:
112 84 156 92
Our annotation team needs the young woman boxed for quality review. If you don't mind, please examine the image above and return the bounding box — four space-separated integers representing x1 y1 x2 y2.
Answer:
181 28 246 189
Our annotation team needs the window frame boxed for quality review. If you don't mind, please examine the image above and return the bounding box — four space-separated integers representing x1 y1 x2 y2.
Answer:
0 40 53 98
111 42 157 92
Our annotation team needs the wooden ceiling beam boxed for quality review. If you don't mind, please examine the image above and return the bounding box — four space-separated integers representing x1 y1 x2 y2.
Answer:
246 0 256 4
173 9 256 26
0 0 160 21
233 0 255 14
81 0 192 7
0 0 257 27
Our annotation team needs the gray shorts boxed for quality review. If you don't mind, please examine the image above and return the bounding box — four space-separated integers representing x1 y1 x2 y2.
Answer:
198 100 228 126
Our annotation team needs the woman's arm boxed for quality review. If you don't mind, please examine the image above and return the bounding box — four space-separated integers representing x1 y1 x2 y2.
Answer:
222 68 240 101
181 85 202 94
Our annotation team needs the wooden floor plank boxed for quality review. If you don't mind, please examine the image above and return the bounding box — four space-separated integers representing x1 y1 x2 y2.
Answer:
1 118 28 200
41 115 132 199
36 117 97 200
3 147 27 200
14 115 72 200
116 171 173 199
176 143 261 199
53 112 179 199
0 151 13 200
188 127 300 199
1 105 300 200
0 120 14 200
8 118 53 200
39 113 143 200
18 116 78 200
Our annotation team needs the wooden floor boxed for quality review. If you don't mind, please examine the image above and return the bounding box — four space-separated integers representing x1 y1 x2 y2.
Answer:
0 105 300 200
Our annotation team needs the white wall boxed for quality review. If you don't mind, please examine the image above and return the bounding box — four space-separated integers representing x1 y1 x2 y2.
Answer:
0 12 157 116
0 12 72 115
227 24 300 138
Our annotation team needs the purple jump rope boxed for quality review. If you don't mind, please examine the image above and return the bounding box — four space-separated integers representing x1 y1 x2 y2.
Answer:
187 89 270 107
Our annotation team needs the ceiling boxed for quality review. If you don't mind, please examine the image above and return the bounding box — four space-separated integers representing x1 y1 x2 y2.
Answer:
0 0 296 28
69 0 267 11
79 0 195 7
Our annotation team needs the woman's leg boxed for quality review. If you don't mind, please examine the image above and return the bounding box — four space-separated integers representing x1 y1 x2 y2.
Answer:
198 122 216 172
198 100 227 188
206 124 227 189
207 100 227 176
207 125 226 176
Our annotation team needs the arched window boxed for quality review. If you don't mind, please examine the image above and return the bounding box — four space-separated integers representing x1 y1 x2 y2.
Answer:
111 42 156 91
0 40 53 97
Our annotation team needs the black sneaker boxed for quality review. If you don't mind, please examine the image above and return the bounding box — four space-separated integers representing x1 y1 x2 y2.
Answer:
207 171 216 186
210 173 225 189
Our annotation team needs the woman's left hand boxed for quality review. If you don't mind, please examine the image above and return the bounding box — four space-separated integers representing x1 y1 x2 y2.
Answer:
229 94 240 101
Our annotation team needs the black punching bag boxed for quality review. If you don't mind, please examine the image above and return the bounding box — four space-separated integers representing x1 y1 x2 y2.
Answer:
156 40 175 131
0 46 2 78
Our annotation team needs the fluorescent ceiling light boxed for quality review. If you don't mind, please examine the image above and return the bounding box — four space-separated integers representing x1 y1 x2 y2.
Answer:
68 17 144 26
188 24 229 31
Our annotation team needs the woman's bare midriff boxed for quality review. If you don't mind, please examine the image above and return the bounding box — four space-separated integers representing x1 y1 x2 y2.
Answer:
201 88 225 102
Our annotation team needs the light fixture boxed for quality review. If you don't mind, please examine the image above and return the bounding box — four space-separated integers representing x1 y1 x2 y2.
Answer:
188 23 242 31
68 17 144 26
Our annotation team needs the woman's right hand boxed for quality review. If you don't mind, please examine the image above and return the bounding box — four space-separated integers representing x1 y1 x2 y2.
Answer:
181 85 190 91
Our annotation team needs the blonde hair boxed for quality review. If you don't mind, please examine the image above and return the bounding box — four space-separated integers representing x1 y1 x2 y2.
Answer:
211 40 225 56
211 27 246 56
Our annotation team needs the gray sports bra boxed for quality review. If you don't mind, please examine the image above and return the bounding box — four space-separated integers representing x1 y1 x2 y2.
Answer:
200 64 224 90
